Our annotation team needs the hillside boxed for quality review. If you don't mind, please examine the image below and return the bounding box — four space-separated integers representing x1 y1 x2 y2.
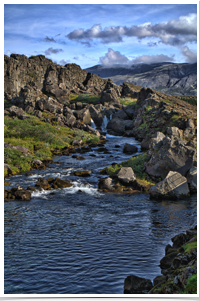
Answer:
86 62 197 96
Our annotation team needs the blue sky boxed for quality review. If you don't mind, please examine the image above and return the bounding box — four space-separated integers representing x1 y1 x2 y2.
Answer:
4 2 198 69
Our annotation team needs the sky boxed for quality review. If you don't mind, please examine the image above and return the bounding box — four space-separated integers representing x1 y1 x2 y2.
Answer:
4 1 198 69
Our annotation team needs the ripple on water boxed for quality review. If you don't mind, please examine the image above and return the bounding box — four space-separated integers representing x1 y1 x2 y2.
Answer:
4 135 197 294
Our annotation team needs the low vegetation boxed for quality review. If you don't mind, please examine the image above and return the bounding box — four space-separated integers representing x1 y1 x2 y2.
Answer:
106 153 152 183
119 97 137 106
69 93 101 104
179 96 197 106
4 115 99 176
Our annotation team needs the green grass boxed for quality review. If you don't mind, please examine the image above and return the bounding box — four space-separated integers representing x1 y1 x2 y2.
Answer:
106 153 151 181
184 274 197 294
183 238 197 254
120 97 137 106
69 93 101 104
4 99 12 109
27 72 38 79
4 116 100 175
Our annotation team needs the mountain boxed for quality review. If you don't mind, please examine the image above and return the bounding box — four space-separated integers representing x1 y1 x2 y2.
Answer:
86 62 197 96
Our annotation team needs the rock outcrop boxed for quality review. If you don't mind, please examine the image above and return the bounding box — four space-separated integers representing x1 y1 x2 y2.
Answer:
4 54 107 104
124 225 197 294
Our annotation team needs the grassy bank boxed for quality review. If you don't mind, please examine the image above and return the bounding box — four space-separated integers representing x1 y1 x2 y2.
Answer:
106 153 154 186
4 115 100 176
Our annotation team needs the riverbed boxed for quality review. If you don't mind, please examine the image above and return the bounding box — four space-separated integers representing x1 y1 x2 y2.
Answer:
4 134 197 294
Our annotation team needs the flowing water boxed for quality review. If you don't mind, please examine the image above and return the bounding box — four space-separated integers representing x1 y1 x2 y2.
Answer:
4 131 197 294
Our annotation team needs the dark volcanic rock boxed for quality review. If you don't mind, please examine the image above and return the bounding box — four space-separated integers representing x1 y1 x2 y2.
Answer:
124 275 153 294
123 143 138 154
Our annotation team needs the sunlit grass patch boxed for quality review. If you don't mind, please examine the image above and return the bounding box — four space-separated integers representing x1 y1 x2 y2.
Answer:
69 93 101 104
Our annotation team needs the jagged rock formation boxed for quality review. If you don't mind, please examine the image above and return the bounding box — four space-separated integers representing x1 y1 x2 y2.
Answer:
86 62 197 96
4 54 107 103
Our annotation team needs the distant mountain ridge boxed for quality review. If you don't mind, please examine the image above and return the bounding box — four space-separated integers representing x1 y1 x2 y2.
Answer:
86 62 197 96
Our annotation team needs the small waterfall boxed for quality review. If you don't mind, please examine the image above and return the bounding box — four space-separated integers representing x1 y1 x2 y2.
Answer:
110 114 112 120
90 118 96 129
101 115 110 132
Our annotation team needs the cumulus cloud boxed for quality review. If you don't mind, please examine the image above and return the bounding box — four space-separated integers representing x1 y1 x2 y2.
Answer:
181 46 197 63
99 48 174 67
99 48 129 66
44 48 63 55
66 13 197 46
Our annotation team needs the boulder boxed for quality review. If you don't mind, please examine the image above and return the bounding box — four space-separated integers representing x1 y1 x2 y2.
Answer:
7 105 24 117
98 177 114 191
149 171 190 199
64 113 76 127
88 105 103 127
122 120 135 131
73 108 91 124
112 109 129 120
82 124 101 136
116 167 136 184
107 118 125 135
35 177 51 190
14 189 32 201
73 171 91 177
145 137 195 179
36 97 63 114
33 110 42 118
150 132 165 151
101 88 120 105
167 126 183 138
123 104 137 119
52 178 72 188
123 143 138 154
187 167 197 193
124 275 153 294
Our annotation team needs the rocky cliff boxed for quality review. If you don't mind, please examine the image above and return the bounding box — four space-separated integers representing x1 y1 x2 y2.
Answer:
86 62 197 96
4 54 107 103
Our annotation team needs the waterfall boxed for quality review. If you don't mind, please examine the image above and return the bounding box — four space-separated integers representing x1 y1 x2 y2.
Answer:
90 118 96 129
101 114 111 132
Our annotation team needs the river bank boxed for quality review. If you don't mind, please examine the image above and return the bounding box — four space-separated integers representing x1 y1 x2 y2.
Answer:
124 225 197 294
4 132 197 294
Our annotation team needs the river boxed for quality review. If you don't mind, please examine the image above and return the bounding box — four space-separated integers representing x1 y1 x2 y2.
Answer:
4 132 197 294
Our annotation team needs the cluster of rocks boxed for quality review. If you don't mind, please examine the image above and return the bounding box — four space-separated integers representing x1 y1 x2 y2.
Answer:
124 225 197 294
4 176 73 201
98 166 153 194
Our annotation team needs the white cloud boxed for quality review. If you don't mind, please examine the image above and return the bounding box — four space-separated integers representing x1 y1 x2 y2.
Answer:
99 48 129 66
181 46 197 63
99 48 175 67
66 13 197 46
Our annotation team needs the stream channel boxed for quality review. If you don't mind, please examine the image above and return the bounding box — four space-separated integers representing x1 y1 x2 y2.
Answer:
4 118 197 294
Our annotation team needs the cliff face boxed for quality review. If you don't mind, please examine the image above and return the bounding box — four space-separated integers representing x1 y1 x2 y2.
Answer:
4 54 107 103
